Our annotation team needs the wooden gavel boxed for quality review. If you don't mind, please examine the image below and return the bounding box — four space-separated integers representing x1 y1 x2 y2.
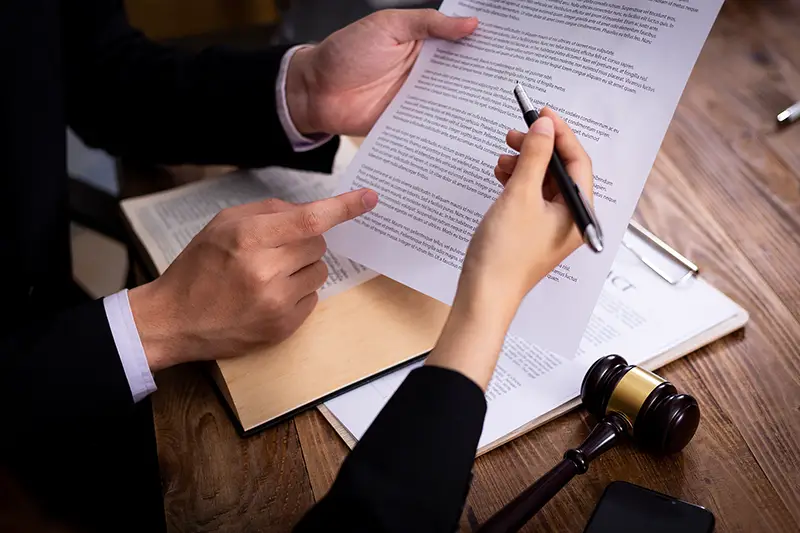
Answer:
477 354 700 533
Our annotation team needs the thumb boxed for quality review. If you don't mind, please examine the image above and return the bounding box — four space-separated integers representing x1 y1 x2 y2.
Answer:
386 9 478 43
272 188 379 243
507 117 555 193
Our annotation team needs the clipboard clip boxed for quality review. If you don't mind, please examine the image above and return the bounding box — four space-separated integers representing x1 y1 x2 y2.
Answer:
622 220 699 285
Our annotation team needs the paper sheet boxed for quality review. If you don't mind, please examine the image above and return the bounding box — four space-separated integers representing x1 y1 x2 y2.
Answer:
122 151 377 301
326 0 724 357
325 238 744 449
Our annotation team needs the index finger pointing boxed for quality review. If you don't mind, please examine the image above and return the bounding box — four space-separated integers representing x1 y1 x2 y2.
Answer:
270 188 379 244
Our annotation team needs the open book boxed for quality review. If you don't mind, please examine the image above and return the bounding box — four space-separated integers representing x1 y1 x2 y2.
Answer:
321 228 748 455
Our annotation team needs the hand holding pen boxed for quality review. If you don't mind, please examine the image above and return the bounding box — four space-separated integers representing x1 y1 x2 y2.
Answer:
512 84 603 253
468 104 594 314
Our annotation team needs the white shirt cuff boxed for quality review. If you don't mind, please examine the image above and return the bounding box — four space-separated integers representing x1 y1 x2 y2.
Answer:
276 45 334 153
104 289 157 403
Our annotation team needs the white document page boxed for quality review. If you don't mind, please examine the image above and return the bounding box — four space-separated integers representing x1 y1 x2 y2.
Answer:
325 239 744 449
122 163 377 301
326 0 724 357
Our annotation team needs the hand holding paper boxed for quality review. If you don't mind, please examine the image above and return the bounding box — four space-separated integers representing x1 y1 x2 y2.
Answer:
286 9 478 136
128 188 378 371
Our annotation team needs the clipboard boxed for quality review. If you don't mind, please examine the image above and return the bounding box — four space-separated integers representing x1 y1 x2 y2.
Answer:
622 219 699 285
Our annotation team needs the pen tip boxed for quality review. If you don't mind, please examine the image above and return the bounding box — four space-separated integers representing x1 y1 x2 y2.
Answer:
584 225 604 253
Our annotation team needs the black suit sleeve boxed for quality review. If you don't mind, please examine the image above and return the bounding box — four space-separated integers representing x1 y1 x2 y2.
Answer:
295 366 487 533
0 300 167 532
63 0 338 171
1 299 134 424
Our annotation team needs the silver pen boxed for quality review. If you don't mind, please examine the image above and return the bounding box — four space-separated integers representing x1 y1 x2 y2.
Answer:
777 101 800 127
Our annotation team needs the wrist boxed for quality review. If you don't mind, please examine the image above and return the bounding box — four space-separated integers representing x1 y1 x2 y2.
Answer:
450 288 516 336
425 281 518 391
128 281 181 372
454 264 526 328
285 45 318 136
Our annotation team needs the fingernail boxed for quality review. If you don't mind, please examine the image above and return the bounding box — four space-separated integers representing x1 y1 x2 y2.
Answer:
361 190 379 210
531 116 554 136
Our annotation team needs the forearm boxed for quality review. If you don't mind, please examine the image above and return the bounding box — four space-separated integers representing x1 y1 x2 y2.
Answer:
426 271 521 390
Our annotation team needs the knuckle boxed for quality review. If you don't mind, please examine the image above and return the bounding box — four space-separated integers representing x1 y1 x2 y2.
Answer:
262 290 291 315
261 198 284 213
520 137 553 168
231 223 258 251
300 209 325 235
250 264 278 287
523 129 547 148
336 199 353 223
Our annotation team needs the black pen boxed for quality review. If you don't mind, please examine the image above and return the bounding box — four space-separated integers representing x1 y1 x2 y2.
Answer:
513 83 604 253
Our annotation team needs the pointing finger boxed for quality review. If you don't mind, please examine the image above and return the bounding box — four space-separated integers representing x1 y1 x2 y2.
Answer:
213 197 294 225
268 188 379 244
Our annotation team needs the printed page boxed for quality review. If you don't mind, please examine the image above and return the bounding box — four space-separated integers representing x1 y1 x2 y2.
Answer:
324 239 743 449
326 0 724 357
122 164 377 300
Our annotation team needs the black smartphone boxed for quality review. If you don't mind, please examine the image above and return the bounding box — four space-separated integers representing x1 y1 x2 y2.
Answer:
583 481 715 533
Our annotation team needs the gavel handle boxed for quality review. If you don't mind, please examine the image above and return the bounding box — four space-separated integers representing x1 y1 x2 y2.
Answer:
475 458 581 533
476 414 628 533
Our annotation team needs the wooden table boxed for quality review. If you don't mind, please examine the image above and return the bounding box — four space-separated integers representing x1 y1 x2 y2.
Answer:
150 0 800 531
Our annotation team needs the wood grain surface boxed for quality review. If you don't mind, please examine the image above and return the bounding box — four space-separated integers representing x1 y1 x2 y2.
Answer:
152 364 315 532
151 0 800 531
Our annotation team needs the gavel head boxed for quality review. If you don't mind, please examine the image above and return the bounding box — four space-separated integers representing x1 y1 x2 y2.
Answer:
580 355 700 455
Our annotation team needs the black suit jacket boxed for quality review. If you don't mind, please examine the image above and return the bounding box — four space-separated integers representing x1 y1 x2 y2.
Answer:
0 1 336 531
1 2 487 533
295 366 487 533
